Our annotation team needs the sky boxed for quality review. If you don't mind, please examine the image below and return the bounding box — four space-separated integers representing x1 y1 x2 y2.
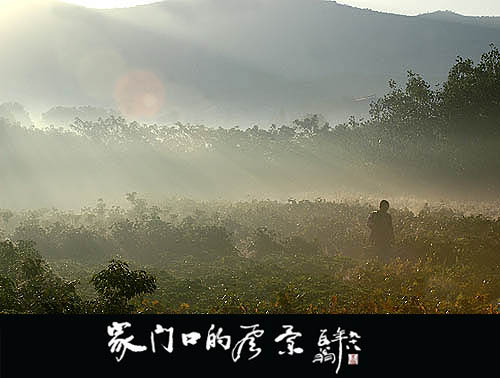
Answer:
338 0 500 16
61 0 159 8
58 0 500 16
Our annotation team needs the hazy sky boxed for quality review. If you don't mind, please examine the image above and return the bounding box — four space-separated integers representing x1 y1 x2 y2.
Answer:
59 0 500 16
338 0 500 16
61 0 159 8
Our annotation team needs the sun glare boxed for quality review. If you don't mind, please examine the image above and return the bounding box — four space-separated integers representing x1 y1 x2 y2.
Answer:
0 1 41 26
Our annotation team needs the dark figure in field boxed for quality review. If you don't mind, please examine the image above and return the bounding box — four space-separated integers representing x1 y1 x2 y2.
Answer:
367 200 394 259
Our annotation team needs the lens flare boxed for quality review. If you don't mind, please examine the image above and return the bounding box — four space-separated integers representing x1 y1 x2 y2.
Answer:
113 70 165 119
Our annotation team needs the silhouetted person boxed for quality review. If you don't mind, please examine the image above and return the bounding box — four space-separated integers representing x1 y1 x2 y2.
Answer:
367 200 394 259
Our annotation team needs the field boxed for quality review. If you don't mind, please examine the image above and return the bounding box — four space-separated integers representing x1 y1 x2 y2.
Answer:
1 195 499 314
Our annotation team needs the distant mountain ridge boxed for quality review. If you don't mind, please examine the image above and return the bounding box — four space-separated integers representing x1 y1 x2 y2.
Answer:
418 10 500 28
2 0 500 126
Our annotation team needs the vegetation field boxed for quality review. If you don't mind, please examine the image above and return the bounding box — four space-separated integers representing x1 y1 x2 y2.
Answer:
1 195 499 314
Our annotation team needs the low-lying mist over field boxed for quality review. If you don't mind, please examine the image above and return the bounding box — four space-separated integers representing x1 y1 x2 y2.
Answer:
1 111 500 211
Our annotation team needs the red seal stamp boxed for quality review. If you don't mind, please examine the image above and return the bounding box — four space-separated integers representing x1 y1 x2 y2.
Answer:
348 354 359 365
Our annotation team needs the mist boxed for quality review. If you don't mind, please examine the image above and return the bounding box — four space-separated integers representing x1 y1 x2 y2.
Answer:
1 0 500 318
2 0 500 127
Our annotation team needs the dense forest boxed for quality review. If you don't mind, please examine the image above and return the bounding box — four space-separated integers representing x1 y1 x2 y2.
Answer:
1 46 500 314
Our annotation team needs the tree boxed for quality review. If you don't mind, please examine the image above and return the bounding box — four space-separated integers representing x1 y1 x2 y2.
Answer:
368 71 439 137
0 240 84 314
90 259 157 314
440 44 500 135
42 106 118 127
0 102 33 128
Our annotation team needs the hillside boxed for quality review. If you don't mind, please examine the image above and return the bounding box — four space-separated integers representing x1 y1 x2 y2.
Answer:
2 0 500 126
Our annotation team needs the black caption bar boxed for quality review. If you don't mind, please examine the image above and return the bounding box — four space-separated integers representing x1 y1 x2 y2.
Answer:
0 315 496 376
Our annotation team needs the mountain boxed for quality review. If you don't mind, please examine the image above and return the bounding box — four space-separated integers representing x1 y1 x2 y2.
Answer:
2 0 500 126
418 10 500 28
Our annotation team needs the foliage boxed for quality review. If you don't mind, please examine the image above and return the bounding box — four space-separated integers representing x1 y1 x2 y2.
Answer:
0 240 84 314
440 44 500 136
369 71 440 136
42 106 118 127
2 197 500 315
89 259 156 314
